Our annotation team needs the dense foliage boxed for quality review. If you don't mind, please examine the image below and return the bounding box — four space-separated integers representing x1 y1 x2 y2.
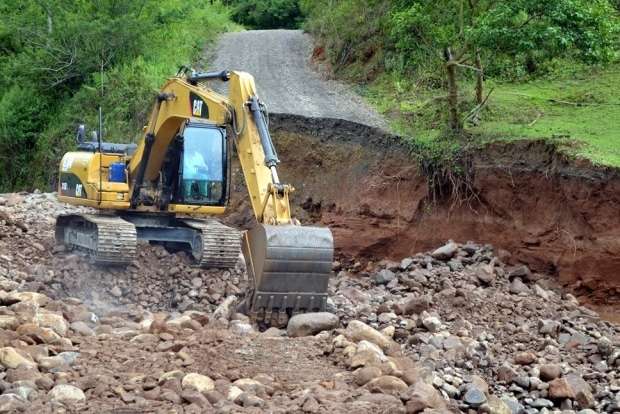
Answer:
224 0 303 29
0 0 235 191
302 0 619 81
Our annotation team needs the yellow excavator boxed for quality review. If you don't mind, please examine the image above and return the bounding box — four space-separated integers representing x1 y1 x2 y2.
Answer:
55 69 333 325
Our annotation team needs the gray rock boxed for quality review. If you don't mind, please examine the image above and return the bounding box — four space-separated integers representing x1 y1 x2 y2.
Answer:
463 386 487 407
509 277 530 294
529 398 553 408
49 384 86 404
400 258 414 270
431 242 458 260
508 265 532 281
502 396 526 414
287 312 339 337
373 269 396 285
0 394 26 412
422 316 441 333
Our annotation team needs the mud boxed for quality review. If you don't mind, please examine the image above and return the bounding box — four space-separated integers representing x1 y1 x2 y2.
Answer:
229 114 620 309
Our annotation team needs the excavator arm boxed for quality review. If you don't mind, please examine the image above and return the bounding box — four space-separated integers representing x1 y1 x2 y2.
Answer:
128 70 334 323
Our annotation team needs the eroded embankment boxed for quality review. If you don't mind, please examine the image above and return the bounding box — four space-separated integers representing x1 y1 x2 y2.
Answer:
228 114 620 308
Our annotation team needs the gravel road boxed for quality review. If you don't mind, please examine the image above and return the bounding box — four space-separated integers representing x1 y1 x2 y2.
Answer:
208 30 387 129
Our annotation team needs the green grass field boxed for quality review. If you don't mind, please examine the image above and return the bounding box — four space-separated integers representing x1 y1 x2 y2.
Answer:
360 66 620 167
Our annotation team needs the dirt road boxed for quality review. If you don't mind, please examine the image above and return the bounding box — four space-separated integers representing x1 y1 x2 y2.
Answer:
208 29 387 129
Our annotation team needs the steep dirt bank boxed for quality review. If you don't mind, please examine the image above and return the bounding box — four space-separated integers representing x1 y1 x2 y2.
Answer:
229 114 620 308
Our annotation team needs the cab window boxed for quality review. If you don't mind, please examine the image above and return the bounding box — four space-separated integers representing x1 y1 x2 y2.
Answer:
179 126 226 205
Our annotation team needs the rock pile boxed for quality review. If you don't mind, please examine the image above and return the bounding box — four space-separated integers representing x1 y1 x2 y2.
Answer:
0 192 247 315
325 241 620 412
1 192 619 413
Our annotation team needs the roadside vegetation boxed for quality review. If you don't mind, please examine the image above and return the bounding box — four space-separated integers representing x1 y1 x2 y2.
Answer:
301 0 620 168
0 0 238 191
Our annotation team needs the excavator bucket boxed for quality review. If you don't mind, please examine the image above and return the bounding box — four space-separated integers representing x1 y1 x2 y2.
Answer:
240 224 334 326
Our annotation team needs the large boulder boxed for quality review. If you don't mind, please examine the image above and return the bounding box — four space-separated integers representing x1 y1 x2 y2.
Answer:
287 312 339 337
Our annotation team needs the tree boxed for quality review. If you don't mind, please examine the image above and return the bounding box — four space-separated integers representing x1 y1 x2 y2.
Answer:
389 0 619 133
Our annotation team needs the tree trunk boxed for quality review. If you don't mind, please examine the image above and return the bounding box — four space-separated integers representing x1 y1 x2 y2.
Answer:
444 47 461 133
475 50 483 105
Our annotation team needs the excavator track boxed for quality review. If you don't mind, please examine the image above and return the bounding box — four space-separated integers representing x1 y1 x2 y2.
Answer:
180 219 241 268
55 214 137 265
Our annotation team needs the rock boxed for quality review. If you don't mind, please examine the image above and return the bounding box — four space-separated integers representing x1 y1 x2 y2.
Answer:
286 312 339 337
0 315 18 330
396 296 431 315
373 269 396 285
509 277 529 294
9 291 50 306
35 311 68 336
597 336 613 356
514 351 537 365
355 366 382 386
431 242 458 260
181 390 211 408
548 377 573 399
70 321 95 336
227 385 243 401
508 265 532 281
502 397 526 414
365 375 408 396
0 394 26 412
421 316 441 333
182 373 215 394
0 347 36 369
404 381 447 412
497 364 518 383
229 320 254 336
487 396 513 414
464 386 487 407
564 374 594 408
49 384 86 404
345 320 398 353
400 258 414 270
538 319 561 337
539 364 561 381
530 398 553 408
110 286 122 297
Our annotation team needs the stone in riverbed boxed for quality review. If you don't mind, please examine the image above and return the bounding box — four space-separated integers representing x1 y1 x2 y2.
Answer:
0 347 36 369
286 312 339 337
182 373 215 394
345 320 398 353
365 375 408 396
463 386 487 407
431 242 458 260
0 394 26 412
403 381 447 411
354 366 382 386
539 364 561 381
373 269 396 285
49 384 86 404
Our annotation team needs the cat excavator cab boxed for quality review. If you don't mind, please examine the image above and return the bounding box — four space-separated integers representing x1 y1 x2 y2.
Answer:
55 69 333 325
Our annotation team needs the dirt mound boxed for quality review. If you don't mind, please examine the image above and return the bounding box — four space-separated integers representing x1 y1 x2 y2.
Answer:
240 114 620 309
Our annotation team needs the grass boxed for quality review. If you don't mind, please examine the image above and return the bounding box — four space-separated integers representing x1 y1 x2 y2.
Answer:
358 65 620 167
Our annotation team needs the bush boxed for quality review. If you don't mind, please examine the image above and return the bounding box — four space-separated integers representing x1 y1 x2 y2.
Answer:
227 0 303 29
0 85 50 190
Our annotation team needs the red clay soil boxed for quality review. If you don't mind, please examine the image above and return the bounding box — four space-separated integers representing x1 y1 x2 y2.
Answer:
228 115 620 309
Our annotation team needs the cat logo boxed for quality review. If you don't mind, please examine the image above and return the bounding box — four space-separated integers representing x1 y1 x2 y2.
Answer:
189 92 208 118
